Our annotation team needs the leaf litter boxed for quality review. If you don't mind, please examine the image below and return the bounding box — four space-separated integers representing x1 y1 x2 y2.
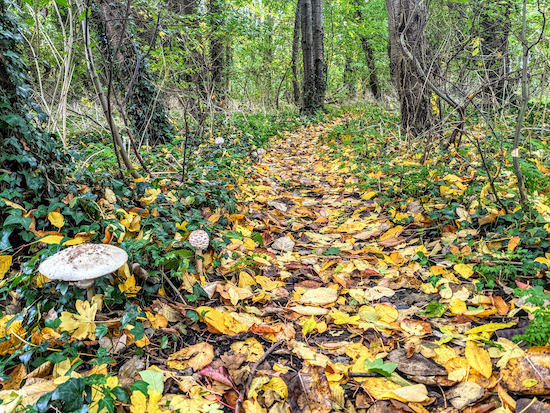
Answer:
1 117 550 412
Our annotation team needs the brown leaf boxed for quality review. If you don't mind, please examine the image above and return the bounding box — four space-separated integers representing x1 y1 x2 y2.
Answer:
281 365 332 413
501 347 550 395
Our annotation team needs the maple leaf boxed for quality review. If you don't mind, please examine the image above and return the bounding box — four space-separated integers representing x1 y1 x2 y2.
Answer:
130 389 166 413
59 300 97 340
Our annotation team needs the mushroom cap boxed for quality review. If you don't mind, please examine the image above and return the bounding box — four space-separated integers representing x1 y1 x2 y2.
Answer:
257 148 266 156
188 230 209 250
38 243 128 283
215 137 225 145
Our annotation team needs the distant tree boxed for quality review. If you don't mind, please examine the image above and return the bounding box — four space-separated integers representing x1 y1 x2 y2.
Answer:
353 0 381 100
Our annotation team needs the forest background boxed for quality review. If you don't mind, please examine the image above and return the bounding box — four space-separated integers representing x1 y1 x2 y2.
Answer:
1 0 550 411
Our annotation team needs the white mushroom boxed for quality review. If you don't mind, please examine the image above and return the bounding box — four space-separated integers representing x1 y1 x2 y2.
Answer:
257 148 266 156
38 243 128 301
215 137 225 146
188 230 210 277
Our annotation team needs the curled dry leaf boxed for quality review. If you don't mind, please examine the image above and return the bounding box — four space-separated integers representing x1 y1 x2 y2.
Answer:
297 287 339 306
167 342 214 371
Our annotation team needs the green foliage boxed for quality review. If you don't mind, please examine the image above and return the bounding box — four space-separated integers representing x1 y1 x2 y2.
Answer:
514 286 550 346
419 301 447 318
363 358 398 377
0 1 71 202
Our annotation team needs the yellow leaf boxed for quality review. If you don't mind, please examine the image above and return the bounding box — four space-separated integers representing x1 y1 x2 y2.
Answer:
146 312 168 329
0 256 12 278
375 304 398 323
1 198 26 213
195 306 250 335
337 221 367 233
331 310 361 325
466 322 516 337
47 211 65 229
535 253 550 267
59 300 97 340
262 377 288 399
39 235 85 246
0 315 25 355
465 341 492 378
176 221 188 231
118 275 141 296
130 389 166 413
167 342 214 371
208 214 221 223
231 338 265 362
379 225 403 241
523 379 538 388
449 298 467 314
238 271 257 288
299 316 317 335
361 191 377 200
454 263 474 279
243 237 256 250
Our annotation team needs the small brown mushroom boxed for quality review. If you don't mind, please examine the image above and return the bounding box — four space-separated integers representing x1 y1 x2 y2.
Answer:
38 243 128 301
188 230 210 277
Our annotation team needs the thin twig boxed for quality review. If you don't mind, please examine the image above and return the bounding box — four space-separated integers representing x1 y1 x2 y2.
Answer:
235 341 284 413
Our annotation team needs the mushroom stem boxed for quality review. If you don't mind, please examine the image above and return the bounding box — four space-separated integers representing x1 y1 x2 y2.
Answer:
86 286 96 302
195 249 204 278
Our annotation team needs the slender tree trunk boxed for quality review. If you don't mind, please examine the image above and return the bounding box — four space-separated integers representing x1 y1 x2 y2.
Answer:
301 0 315 113
354 0 381 100
478 0 513 103
209 0 225 105
291 1 301 106
386 0 431 136
360 37 381 100
96 0 174 145
311 0 326 110
343 56 356 98
77 1 140 178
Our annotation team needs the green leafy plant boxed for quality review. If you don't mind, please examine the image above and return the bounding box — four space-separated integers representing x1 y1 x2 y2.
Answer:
363 358 398 377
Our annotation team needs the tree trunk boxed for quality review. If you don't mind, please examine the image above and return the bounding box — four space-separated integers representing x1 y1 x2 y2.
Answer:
300 0 325 114
301 0 315 113
353 0 381 100
360 37 381 100
343 56 356 98
386 0 431 136
291 1 301 106
311 0 326 110
96 0 174 145
478 0 513 103
209 0 225 105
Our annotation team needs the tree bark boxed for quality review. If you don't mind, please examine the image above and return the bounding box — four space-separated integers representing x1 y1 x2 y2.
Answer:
311 0 326 110
291 1 301 106
300 0 325 114
301 0 315 113
386 0 431 136
360 37 381 100
96 0 174 145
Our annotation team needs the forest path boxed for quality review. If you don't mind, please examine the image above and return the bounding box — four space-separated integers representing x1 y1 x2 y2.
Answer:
240 118 370 239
